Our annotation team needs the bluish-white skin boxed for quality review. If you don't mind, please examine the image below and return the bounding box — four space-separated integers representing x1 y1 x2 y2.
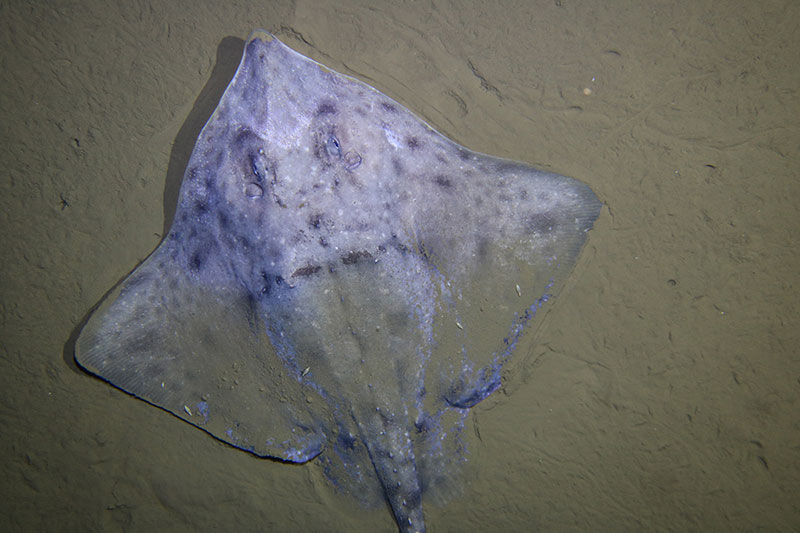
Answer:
76 30 601 533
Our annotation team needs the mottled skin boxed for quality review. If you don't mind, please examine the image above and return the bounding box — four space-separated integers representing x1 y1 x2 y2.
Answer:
76 31 600 532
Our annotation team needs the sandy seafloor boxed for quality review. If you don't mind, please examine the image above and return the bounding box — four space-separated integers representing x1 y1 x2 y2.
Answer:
1 1 798 531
